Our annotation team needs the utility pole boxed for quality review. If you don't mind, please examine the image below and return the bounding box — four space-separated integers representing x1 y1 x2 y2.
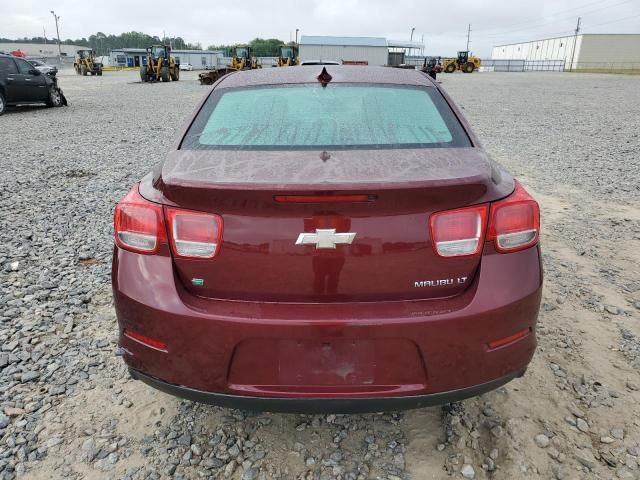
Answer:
295 28 299 46
569 17 581 72
466 24 471 51
43 27 47 44
410 27 415 56
50 11 62 58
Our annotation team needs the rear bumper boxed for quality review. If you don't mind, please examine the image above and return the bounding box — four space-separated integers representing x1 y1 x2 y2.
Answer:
113 244 542 409
129 367 526 414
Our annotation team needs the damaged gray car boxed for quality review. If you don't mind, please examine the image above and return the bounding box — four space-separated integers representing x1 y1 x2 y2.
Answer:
0 54 67 115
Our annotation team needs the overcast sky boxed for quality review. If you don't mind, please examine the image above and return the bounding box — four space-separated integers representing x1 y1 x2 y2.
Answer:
3 0 639 56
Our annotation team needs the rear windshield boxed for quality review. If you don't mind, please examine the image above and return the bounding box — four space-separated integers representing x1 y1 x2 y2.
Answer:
181 84 471 150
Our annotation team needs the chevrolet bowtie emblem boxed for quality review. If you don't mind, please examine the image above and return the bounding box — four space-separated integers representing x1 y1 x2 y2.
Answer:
295 229 356 249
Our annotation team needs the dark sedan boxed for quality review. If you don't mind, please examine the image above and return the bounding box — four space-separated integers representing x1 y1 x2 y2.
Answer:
27 58 58 76
0 54 66 115
112 66 542 413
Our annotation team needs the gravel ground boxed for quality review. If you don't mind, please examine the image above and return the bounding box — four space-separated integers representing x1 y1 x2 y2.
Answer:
0 69 639 480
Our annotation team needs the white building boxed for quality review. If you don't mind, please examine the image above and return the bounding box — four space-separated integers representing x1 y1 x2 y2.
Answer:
110 48 223 70
0 42 86 58
492 34 640 70
299 36 389 66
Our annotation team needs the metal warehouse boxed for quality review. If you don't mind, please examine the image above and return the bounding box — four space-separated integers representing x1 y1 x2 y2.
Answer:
492 34 640 70
110 48 223 69
299 36 389 66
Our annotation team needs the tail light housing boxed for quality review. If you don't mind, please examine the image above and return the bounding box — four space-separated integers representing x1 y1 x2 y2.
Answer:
487 182 540 253
430 181 539 257
166 208 223 259
114 185 224 259
430 206 488 257
114 186 166 254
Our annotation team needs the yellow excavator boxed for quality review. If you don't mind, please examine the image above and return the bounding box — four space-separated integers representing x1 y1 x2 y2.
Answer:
140 45 180 82
275 45 299 67
229 46 261 70
74 49 102 76
442 51 481 73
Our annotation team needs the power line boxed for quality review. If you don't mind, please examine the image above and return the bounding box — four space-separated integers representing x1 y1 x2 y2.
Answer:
477 0 634 37
474 0 630 33
583 12 640 28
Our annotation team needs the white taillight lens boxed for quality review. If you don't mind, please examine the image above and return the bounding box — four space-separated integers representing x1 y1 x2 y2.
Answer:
488 182 540 253
166 208 223 259
114 186 165 254
430 206 488 257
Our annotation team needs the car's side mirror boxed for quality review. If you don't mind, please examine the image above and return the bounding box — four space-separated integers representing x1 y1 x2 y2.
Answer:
30 69 41 76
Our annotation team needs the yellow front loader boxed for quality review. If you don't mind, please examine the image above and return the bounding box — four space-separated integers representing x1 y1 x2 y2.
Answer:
74 49 103 76
442 51 481 73
140 45 180 82
275 45 299 67
229 46 261 70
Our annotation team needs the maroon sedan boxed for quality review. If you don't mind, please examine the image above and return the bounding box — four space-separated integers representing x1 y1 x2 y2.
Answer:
112 66 542 413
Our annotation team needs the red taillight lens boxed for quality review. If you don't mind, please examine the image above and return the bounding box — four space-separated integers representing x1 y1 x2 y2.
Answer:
166 208 223 259
488 182 540 253
430 206 488 257
114 186 166 254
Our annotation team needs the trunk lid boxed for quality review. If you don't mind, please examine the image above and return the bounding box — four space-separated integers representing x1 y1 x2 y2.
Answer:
142 148 514 303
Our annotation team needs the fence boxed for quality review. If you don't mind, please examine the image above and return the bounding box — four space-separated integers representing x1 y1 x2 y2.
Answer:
480 59 565 72
403 57 567 72
483 59 640 73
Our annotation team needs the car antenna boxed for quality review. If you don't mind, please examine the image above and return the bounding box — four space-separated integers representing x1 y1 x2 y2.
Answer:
317 67 332 87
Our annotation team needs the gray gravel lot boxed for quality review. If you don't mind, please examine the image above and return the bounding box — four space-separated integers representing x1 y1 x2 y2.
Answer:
0 69 639 480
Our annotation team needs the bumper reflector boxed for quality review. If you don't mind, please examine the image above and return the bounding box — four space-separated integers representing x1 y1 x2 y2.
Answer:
488 328 530 350
123 329 168 352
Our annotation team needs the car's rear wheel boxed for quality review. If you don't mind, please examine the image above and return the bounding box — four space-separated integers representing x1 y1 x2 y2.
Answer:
46 87 63 108
445 63 456 73
81 65 87 76
463 63 475 73
0 92 6 116
140 67 147 82
97 69 103 76
171 68 179 81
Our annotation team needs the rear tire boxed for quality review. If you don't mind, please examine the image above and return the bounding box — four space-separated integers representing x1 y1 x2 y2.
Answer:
0 92 6 116
75 65 81 75
463 63 475 73
444 63 456 73
81 65 87 76
97 69 103 76
170 68 179 81
140 67 148 82
160 66 170 82
46 87 63 108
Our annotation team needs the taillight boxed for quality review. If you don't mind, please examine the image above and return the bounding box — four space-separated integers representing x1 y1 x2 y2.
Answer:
114 186 166 254
166 208 223 259
488 182 540 253
430 206 488 257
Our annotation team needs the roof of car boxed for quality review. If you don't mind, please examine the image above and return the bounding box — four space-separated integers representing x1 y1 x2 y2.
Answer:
217 65 434 89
